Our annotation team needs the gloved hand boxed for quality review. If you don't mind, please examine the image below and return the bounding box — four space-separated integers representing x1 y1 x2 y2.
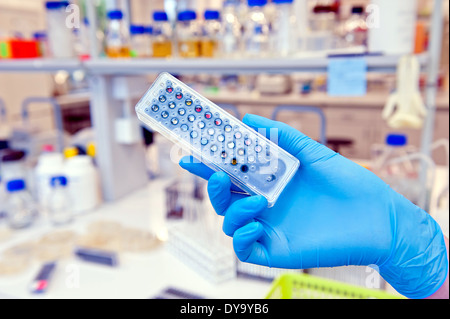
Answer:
179 114 448 299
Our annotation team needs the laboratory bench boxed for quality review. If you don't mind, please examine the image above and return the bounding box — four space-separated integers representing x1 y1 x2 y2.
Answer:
0 178 272 299
0 163 447 299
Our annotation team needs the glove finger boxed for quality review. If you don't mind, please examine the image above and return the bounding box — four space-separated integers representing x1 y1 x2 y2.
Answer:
207 171 232 216
243 114 336 164
222 195 267 236
233 222 269 267
180 156 246 193
179 156 215 180
207 172 248 216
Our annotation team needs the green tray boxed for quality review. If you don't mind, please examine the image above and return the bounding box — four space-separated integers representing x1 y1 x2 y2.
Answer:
265 272 404 299
0 41 10 58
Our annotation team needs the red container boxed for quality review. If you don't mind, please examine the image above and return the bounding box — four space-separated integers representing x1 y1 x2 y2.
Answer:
9 39 40 58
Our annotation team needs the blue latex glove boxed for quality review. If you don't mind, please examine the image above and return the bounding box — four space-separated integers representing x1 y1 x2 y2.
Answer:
179 114 448 299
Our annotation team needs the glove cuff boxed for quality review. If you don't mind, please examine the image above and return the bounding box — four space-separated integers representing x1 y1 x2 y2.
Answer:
378 192 448 299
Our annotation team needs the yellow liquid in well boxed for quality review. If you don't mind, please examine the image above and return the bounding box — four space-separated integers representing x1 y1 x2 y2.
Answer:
178 40 200 58
200 40 218 58
106 46 130 58
153 41 172 58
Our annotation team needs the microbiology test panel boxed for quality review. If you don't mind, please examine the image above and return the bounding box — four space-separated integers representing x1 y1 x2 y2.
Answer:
135 72 299 207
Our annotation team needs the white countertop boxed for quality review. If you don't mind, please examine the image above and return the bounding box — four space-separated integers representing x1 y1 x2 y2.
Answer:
0 178 272 299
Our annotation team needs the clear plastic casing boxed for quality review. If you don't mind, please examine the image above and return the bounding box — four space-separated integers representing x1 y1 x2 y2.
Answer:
135 72 299 207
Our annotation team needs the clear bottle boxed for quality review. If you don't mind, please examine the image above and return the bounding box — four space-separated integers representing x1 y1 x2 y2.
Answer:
372 134 424 206
177 10 201 58
143 25 153 58
341 6 368 48
372 134 415 189
47 176 73 226
105 10 130 58
129 25 147 58
45 1 75 58
243 0 270 57
73 17 91 59
221 0 242 58
201 10 221 58
5 179 36 229
308 5 337 51
272 0 298 57
0 149 27 185
152 11 173 58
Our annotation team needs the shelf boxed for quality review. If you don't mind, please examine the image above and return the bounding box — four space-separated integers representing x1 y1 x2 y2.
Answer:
0 54 429 74
84 54 429 75
0 58 82 72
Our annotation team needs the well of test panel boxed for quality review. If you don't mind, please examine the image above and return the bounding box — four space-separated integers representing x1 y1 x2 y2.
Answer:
135 72 299 207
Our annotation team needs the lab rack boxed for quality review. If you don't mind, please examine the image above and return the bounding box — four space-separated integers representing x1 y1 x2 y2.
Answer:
265 272 404 299
164 179 237 284
0 0 444 212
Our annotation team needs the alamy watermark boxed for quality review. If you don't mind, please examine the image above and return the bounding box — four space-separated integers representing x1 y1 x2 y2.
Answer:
366 264 382 289
65 263 80 289
62 3 381 29
65 4 81 29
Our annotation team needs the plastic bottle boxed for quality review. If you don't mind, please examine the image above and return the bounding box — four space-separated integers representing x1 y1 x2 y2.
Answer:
368 0 418 55
272 0 298 57
152 11 172 58
201 10 221 58
34 148 64 209
64 155 100 214
244 0 270 57
340 6 368 48
5 179 36 229
130 25 147 58
45 1 74 58
105 10 130 58
47 176 73 226
177 10 201 58
221 0 242 58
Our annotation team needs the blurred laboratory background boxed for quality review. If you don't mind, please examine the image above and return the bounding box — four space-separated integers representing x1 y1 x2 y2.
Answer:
0 0 448 299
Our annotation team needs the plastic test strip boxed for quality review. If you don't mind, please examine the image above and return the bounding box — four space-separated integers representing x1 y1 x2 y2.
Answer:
135 72 300 207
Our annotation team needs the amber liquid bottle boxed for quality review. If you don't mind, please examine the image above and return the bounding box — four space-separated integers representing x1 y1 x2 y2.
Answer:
178 39 201 58
200 10 221 58
106 46 131 58
152 11 173 58
153 40 172 58
105 10 130 58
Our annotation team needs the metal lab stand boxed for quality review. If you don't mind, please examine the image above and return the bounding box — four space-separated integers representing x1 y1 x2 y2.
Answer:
0 98 6 123
87 75 148 201
21 97 65 153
